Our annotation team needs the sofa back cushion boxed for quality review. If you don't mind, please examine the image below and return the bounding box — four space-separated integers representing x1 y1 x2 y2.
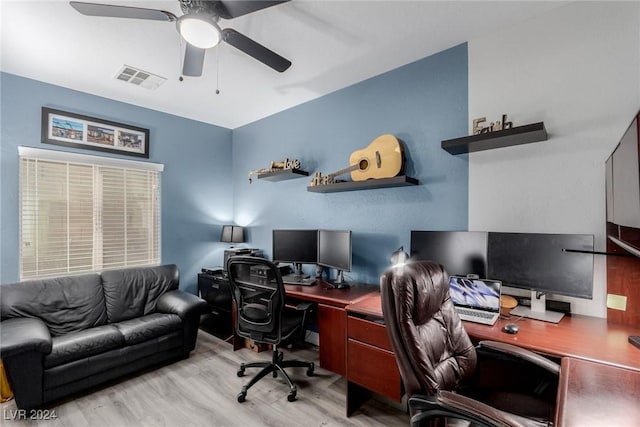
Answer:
100 264 179 323
0 274 107 336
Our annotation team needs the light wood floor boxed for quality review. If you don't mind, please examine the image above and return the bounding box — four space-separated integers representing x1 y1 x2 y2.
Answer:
1 331 408 426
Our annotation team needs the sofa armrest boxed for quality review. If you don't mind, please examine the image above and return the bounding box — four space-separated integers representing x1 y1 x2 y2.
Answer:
156 290 208 319
478 340 560 376
0 318 52 357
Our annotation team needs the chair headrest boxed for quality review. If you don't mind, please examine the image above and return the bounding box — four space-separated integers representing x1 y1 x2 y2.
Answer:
388 261 450 325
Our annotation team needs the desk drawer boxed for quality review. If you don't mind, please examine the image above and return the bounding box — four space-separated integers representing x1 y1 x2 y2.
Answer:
347 339 402 401
347 316 392 351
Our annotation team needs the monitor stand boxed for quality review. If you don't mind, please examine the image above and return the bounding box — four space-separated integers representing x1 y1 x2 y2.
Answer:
510 291 564 323
325 270 349 289
282 263 309 281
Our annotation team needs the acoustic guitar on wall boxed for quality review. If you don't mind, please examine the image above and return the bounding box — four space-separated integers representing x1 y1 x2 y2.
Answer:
310 134 405 186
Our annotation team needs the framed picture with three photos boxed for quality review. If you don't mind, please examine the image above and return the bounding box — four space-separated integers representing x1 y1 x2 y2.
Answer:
41 107 150 158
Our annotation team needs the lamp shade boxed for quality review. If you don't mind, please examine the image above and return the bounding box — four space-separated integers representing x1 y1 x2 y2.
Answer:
220 225 245 243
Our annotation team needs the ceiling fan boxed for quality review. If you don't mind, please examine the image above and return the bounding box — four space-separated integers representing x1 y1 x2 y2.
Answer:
69 1 292 77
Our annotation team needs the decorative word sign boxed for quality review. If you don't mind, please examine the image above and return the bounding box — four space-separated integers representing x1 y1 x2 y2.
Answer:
473 114 513 135
248 158 301 183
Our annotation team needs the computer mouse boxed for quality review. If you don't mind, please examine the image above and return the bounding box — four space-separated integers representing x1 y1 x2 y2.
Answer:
503 323 519 334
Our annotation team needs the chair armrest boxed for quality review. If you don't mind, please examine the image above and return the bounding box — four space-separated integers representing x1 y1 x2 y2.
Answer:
0 318 52 357
410 392 539 427
478 340 560 376
293 302 314 311
156 290 208 319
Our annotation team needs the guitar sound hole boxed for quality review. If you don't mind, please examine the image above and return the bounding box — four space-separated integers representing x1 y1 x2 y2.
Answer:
359 159 369 170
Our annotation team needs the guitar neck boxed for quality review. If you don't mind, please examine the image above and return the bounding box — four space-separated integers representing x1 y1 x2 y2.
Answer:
329 163 359 179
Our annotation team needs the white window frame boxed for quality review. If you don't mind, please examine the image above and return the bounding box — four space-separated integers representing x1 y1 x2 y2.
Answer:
18 146 164 279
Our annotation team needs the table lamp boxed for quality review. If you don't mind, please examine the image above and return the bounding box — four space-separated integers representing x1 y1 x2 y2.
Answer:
220 225 244 248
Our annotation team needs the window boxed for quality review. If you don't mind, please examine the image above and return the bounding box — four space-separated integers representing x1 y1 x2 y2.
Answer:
19 147 163 279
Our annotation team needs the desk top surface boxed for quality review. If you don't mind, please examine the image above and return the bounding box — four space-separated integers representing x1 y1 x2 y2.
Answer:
285 280 377 307
556 357 640 427
348 292 640 372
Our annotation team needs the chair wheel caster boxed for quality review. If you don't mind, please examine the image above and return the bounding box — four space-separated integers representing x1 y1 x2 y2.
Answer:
237 392 246 403
287 392 297 402
307 363 315 376
237 368 245 377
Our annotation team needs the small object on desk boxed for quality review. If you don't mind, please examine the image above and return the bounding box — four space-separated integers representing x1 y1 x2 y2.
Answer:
202 267 223 275
500 295 518 316
503 323 519 334
285 277 316 286
629 335 640 350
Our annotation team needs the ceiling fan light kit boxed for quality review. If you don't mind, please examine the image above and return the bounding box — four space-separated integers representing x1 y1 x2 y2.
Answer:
177 14 222 49
69 0 292 76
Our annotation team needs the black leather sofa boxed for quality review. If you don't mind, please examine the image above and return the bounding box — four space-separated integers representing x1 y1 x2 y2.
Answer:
0 264 208 410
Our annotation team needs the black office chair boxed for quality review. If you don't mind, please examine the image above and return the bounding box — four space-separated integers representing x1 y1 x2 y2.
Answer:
381 261 560 427
226 256 315 402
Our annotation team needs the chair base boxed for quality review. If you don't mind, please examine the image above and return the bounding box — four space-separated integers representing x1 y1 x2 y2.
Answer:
236 345 314 402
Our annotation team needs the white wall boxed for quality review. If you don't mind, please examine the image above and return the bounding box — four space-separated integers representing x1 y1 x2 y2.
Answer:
468 1 640 317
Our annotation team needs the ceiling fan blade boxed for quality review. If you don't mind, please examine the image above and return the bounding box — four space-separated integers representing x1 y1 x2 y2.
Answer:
215 1 289 20
183 43 206 77
222 29 291 72
69 1 176 21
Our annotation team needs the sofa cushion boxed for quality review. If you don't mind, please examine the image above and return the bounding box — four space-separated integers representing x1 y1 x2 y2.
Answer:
1 274 108 336
113 313 182 345
101 265 179 323
44 325 124 368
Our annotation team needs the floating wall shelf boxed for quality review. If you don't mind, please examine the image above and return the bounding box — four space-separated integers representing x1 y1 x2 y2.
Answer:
307 176 419 193
256 168 309 182
441 122 548 155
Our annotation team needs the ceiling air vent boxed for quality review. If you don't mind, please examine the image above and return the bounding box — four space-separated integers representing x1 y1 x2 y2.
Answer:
115 65 166 90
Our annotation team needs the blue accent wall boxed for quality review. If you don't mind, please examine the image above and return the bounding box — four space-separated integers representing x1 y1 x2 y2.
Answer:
1 43 468 290
0 73 232 293
232 44 469 284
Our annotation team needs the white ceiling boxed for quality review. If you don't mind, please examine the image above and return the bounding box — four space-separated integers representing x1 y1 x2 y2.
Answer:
1 1 568 129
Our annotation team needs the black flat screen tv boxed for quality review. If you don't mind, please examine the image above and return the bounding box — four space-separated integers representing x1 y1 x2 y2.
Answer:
410 231 488 277
317 229 351 284
487 232 594 299
272 229 318 277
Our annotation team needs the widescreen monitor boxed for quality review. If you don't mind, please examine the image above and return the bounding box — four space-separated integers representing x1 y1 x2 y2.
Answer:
487 232 594 299
410 231 488 277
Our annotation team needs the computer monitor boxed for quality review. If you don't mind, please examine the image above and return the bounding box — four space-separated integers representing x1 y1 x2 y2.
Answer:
410 231 488 277
317 229 352 286
272 229 318 279
487 232 594 322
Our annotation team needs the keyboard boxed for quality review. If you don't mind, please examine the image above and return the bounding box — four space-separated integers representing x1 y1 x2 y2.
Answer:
284 277 316 286
455 307 499 325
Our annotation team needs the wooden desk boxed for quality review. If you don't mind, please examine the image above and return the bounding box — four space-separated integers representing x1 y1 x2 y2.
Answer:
463 315 640 371
555 358 640 427
345 293 402 416
285 280 376 376
344 292 640 422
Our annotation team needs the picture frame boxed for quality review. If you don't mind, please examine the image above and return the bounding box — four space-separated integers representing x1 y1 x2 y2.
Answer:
41 107 150 158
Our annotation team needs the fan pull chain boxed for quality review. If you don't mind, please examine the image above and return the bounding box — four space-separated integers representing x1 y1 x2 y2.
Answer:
178 37 184 82
215 46 221 95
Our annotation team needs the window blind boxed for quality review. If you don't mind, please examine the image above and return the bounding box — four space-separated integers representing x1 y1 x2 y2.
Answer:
19 147 162 279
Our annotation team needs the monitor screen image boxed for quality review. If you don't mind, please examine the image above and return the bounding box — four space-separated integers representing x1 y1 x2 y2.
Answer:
410 231 488 277
272 229 318 265
317 229 352 272
487 232 594 299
